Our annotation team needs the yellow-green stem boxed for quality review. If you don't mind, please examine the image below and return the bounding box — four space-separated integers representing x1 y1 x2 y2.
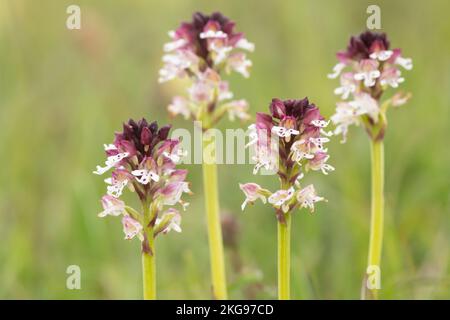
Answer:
278 213 291 300
142 204 156 300
365 140 384 299
202 138 227 299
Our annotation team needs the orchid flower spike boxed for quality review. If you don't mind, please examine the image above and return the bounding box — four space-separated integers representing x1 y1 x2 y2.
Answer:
240 98 333 218
93 119 190 249
160 12 254 129
328 31 413 142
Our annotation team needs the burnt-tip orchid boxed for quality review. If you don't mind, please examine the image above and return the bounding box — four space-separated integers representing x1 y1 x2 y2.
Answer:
241 98 333 218
329 32 413 300
240 98 333 299
159 12 254 299
328 31 413 142
93 118 190 299
159 11 254 129
93 118 190 244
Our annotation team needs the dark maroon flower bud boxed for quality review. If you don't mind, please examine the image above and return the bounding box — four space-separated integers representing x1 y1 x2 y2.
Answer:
158 125 172 141
122 122 134 140
140 126 152 146
138 118 148 131
149 121 158 134
270 98 286 119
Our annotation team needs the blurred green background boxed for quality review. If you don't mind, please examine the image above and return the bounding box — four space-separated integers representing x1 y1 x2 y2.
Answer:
0 0 449 299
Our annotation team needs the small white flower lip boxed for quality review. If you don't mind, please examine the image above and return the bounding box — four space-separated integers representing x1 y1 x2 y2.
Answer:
369 50 393 61
354 69 381 87
296 184 325 212
199 30 228 39
311 119 330 128
93 152 130 175
327 62 346 79
107 179 128 198
131 169 160 184
268 187 295 207
395 56 413 70
271 126 300 139
163 38 188 52
235 38 255 52
103 144 117 151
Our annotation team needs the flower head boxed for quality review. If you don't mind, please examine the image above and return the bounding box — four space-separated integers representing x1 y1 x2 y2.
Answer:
160 12 254 129
329 31 413 142
94 119 190 245
240 98 331 217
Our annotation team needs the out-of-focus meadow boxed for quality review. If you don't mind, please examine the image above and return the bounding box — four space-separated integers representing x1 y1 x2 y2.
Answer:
0 0 449 299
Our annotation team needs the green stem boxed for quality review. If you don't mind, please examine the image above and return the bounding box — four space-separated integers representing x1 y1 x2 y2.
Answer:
365 140 384 299
202 138 227 299
278 212 291 300
142 204 156 300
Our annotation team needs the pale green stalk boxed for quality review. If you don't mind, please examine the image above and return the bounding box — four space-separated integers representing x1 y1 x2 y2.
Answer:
365 140 384 300
142 203 156 300
278 212 291 300
202 137 227 299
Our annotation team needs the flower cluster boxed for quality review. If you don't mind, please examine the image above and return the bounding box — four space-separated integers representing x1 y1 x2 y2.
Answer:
159 12 254 128
328 31 413 142
240 98 333 219
93 119 190 245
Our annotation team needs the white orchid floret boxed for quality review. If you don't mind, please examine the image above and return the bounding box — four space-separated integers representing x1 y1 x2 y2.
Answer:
239 183 270 211
218 81 234 101
163 146 187 164
252 144 278 175
390 91 412 107
334 72 358 100
331 101 361 143
103 144 117 151
188 79 215 104
226 100 250 121
200 29 228 39
122 215 144 241
331 93 379 143
210 44 233 65
163 38 188 52
226 52 252 78
271 126 300 143
354 59 381 87
311 119 333 137
309 137 330 151
99 195 126 217
395 56 413 70
369 50 393 61
131 169 160 185
268 187 295 213
290 139 315 163
296 184 325 213
155 208 182 234
327 62 346 79
235 38 255 52
380 67 405 88
311 119 330 128
106 177 129 198
168 96 191 120
350 93 380 122
307 153 335 175
93 152 130 175
158 50 198 83
158 181 191 210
